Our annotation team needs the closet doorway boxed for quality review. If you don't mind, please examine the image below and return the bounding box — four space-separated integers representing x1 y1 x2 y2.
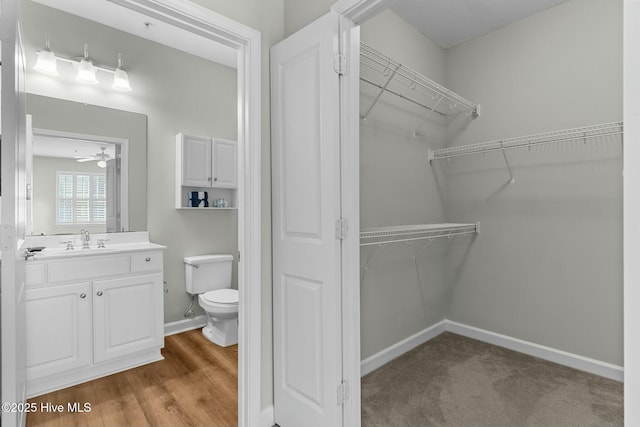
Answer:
335 0 632 425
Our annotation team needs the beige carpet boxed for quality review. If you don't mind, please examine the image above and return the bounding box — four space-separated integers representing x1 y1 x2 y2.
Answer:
361 332 623 427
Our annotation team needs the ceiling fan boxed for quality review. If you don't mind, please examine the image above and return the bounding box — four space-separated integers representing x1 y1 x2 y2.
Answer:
75 147 111 168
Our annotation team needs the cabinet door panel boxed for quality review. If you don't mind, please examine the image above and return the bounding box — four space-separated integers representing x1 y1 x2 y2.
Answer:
93 274 164 363
182 134 212 187
212 139 237 189
25 282 92 381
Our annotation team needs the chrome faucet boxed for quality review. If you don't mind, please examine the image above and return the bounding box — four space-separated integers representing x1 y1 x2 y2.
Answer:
80 229 91 249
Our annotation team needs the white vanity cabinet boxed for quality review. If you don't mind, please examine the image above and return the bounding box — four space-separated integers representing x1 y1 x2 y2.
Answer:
175 133 237 208
25 282 93 382
24 248 164 397
93 274 163 363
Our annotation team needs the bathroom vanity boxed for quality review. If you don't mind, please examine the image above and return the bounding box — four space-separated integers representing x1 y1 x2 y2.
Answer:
24 232 165 397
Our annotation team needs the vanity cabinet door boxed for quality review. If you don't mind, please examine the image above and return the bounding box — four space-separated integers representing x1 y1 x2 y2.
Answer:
93 273 164 364
181 133 212 187
25 282 92 381
211 138 237 189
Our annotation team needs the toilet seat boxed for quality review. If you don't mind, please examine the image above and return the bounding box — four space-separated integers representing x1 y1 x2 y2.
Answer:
202 289 238 305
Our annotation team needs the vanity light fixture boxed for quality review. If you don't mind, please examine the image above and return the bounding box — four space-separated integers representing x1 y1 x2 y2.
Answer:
33 37 59 76
112 53 132 92
75 44 98 84
34 39 133 92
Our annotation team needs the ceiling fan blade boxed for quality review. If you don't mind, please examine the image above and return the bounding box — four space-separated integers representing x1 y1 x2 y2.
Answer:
76 158 95 162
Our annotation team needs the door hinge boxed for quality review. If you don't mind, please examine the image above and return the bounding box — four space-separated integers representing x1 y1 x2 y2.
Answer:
333 53 346 75
1 224 15 251
337 380 350 406
335 218 349 240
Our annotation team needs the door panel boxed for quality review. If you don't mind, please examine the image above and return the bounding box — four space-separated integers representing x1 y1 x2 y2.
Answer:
181 134 212 187
212 139 237 188
93 274 163 363
25 283 92 381
271 12 343 427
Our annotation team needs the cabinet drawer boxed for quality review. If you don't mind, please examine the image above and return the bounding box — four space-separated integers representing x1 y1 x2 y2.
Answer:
26 263 47 287
131 252 163 273
48 256 130 284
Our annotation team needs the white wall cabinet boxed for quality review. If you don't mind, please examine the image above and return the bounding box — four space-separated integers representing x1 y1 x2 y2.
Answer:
25 249 164 397
176 133 237 209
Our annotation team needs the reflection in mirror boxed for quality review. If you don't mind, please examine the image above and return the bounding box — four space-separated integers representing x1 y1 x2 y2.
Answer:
27 94 147 235
32 129 125 235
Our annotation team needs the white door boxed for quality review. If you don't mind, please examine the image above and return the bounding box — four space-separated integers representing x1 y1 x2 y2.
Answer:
93 274 163 363
1 7 28 426
271 12 344 427
211 138 237 189
25 282 92 383
180 133 212 187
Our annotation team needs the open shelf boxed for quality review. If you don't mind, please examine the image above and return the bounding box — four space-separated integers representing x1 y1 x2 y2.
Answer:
360 223 479 246
429 122 623 161
360 42 479 122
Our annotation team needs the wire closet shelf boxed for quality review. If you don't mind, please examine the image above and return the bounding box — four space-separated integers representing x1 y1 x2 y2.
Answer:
360 42 479 121
360 223 479 247
428 121 624 162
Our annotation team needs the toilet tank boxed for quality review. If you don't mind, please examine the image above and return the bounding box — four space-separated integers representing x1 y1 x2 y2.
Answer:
184 254 233 294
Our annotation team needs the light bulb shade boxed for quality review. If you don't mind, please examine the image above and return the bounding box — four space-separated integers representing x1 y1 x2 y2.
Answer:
97 160 107 168
34 50 59 76
112 68 132 92
76 58 98 84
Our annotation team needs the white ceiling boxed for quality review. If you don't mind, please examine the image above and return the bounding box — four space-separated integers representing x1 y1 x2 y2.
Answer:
391 0 570 49
32 134 116 159
32 0 237 68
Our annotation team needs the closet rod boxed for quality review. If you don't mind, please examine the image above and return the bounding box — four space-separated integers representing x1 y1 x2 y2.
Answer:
429 121 623 161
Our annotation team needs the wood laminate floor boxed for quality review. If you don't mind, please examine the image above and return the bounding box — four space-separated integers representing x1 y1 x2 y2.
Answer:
26 329 238 427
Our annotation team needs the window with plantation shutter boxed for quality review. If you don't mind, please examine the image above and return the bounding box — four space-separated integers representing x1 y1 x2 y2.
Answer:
56 172 107 225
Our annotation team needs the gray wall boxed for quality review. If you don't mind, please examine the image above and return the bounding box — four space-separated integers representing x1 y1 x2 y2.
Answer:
22 0 284 410
443 0 623 365
359 10 451 359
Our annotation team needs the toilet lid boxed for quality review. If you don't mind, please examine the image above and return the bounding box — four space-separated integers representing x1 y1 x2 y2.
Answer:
202 289 238 304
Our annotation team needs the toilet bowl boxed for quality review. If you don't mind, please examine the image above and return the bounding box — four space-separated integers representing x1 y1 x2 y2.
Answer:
184 255 238 347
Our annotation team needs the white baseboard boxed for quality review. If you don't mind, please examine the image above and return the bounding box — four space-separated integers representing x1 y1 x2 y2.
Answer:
260 405 275 427
164 315 208 336
360 319 623 382
360 320 447 377
445 320 624 382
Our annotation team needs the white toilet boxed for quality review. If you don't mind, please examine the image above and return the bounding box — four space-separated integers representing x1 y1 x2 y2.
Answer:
184 254 238 347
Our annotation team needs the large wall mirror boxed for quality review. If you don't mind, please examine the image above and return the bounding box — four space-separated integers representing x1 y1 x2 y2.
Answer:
27 94 147 235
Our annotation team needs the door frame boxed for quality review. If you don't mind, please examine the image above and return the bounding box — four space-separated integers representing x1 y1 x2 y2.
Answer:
331 0 640 425
107 2 263 425
3 0 263 425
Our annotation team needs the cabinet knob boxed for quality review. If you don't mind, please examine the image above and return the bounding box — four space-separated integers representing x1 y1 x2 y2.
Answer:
208 177 212 181
213 177 218 182
80 293 86 299
97 291 103 296
145 257 151 262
